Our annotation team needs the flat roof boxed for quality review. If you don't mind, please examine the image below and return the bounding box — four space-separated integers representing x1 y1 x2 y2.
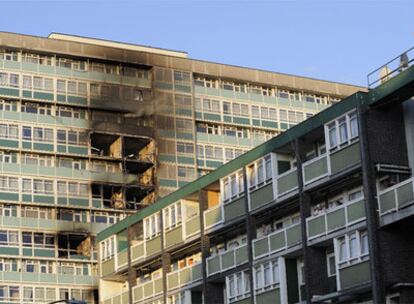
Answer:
96 64 414 242
48 32 188 58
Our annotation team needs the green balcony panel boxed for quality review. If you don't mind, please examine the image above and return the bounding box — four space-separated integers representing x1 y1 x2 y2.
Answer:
250 93 263 102
256 288 281 304
68 95 87 105
168 272 179 290
233 116 250 125
146 236 162 257
347 199 366 223
92 199 102 208
204 206 223 228
75 275 96 285
154 277 163 295
112 295 121 304
221 250 235 270
195 112 203 119
159 179 177 188
133 286 143 302
22 141 32 150
235 245 248 265
269 230 286 252
101 258 116 277
117 249 128 268
205 160 223 168
21 217 38 229
176 132 193 140
0 139 18 148
397 182 414 209
232 298 251 304
207 255 220 275
121 292 129 304
57 197 68 206
223 115 232 123
143 281 154 299
278 97 290 105
205 87 220 96
69 198 89 207
68 146 88 155
179 267 192 286
261 120 278 129
4 271 21 282
250 183 274 210
330 142 361 174
22 272 39 282
34 249 55 258
0 191 19 201
22 90 32 98
132 243 145 262
33 91 53 101
280 123 288 130
252 119 261 126
57 145 67 153
235 92 249 100
0 247 18 255
326 208 346 232
192 263 202 281
224 197 246 222
204 113 221 121
33 195 54 204
155 81 173 91
286 225 301 247
159 154 176 163
185 216 200 237
177 156 195 165
2 216 19 227
277 170 298 195
339 260 371 290
379 190 396 214
174 84 191 93
3 60 20 70
303 156 328 183
38 273 57 284
165 226 183 248
254 238 269 258
0 87 19 97
57 94 66 102
175 108 192 117
307 215 326 238
33 142 54 152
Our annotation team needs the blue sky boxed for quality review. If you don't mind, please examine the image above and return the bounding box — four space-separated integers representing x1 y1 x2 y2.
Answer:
1 0 413 86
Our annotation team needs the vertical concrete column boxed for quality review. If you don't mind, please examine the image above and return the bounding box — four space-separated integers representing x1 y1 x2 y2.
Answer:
127 227 136 304
295 139 328 303
159 210 169 304
198 189 211 303
357 105 386 303
242 167 255 304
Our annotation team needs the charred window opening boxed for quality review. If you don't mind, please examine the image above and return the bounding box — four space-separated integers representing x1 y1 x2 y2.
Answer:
57 234 93 260
90 133 121 158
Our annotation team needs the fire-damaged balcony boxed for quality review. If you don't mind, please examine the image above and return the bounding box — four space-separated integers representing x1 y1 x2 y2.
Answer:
57 233 96 261
91 183 155 211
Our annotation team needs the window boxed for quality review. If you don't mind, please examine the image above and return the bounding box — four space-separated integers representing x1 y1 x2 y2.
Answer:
56 129 88 145
177 166 195 180
57 181 88 197
336 230 369 267
254 260 280 293
144 213 161 240
227 271 250 303
326 110 359 151
100 236 116 261
163 202 182 230
0 230 19 246
0 176 18 192
0 124 18 139
222 170 244 202
327 252 336 277
248 155 273 189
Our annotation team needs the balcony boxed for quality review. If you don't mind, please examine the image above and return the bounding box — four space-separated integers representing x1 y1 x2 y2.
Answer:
249 181 275 211
131 241 145 264
203 204 224 231
166 262 202 291
302 154 329 185
306 197 366 241
276 167 298 196
338 260 371 290
101 256 116 277
252 223 301 259
378 177 414 223
0 271 97 286
102 290 130 304
184 215 200 239
329 141 361 175
206 244 248 276
0 215 109 234
132 277 163 302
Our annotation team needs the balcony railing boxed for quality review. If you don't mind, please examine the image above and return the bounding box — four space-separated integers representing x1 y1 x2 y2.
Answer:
252 223 301 259
102 290 129 304
206 244 248 276
276 167 298 196
302 154 329 185
203 204 224 231
132 277 163 302
306 197 366 241
166 262 202 291
378 177 414 216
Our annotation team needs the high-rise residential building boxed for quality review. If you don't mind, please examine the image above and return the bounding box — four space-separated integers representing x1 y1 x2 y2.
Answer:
0 31 361 303
97 50 414 304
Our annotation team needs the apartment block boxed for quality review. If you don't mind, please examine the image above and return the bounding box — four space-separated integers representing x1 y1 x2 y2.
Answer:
0 32 362 303
97 50 414 304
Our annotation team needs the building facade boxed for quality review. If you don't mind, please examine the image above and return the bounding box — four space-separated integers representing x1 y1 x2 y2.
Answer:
0 32 361 303
97 57 414 304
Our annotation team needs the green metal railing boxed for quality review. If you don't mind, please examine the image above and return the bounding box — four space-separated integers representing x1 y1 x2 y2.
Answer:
206 244 248 276
166 262 202 291
378 177 414 216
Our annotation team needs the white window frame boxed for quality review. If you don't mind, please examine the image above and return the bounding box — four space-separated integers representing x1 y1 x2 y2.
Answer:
325 110 359 152
226 270 250 303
